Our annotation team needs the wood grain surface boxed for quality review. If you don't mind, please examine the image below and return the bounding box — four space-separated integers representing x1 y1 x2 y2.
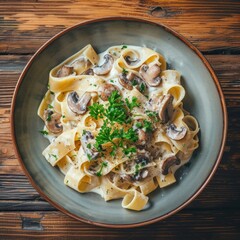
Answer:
0 0 239 239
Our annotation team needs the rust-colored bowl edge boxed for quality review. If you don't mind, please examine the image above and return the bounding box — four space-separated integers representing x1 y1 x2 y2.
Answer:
11 16 228 228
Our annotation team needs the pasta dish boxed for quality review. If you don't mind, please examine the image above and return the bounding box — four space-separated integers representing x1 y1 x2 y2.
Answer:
38 44 199 211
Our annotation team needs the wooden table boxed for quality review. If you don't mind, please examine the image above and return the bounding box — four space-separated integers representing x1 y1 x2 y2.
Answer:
0 0 239 239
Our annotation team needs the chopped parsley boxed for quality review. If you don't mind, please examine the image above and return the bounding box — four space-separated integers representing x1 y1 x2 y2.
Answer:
125 97 140 111
135 164 140 175
39 130 48 135
132 79 138 86
139 82 145 93
143 120 153 132
121 45 128 50
48 104 53 109
123 146 136 155
145 110 158 122
96 162 108 177
87 143 92 149
46 112 52 121
50 154 58 160
89 102 105 119
110 79 114 83
122 68 128 74
62 115 66 118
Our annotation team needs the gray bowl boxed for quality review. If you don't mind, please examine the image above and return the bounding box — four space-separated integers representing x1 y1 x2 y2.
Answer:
11 17 227 228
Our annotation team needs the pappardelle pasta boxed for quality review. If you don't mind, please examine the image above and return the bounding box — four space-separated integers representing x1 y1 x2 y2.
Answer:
38 44 199 211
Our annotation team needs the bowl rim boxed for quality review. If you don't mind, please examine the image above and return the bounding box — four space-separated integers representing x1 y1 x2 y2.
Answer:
11 16 228 228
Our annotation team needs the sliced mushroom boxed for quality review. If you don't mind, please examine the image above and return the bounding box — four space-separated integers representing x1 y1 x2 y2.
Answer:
57 65 74 77
166 124 187 140
81 68 94 75
136 150 151 165
93 54 114 75
139 64 161 87
81 131 99 160
118 72 133 90
124 55 140 66
71 57 90 74
67 91 92 115
158 94 174 123
161 155 180 175
99 83 119 101
44 110 63 134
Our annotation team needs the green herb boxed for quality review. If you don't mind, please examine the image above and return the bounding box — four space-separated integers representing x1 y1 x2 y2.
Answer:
46 112 52 121
139 82 145 93
122 68 128 74
62 115 66 118
105 91 128 124
96 161 108 177
123 146 136 155
82 130 87 135
87 143 91 149
135 164 140 175
93 84 97 87
50 154 58 160
95 120 120 147
125 97 140 111
132 79 138 86
48 104 53 109
135 122 142 128
122 128 138 142
145 110 158 122
143 120 153 132
121 45 128 49
39 130 48 135
50 91 54 95
89 102 105 120
87 153 92 160
110 79 114 83
47 84 50 89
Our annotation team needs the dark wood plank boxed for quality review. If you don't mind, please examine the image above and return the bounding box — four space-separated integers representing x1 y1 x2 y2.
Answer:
0 0 239 54
0 210 239 239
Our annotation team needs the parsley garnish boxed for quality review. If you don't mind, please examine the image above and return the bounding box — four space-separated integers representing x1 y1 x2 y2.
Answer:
139 82 145 93
121 45 128 50
135 122 142 128
50 154 58 160
123 146 136 155
125 97 140 111
89 103 105 119
46 112 52 121
39 130 48 135
62 115 66 118
145 110 158 122
87 143 91 149
122 68 128 74
135 164 140 175
48 104 53 109
143 120 153 132
132 79 138 86
96 161 108 177
110 79 114 83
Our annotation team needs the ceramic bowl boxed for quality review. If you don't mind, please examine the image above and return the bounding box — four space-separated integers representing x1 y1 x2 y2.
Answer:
11 17 227 228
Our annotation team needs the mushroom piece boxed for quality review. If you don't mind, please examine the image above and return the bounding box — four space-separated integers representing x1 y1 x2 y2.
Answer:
99 83 119 101
135 150 151 165
139 64 161 87
81 68 94 75
118 72 133 90
93 54 114 75
56 65 74 77
67 91 92 115
81 130 99 160
166 124 187 140
44 110 63 134
124 55 140 66
158 94 174 123
161 155 180 175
